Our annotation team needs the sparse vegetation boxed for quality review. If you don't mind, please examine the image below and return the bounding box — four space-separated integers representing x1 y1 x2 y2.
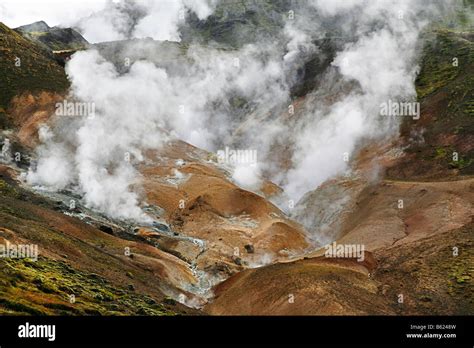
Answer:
0 1 472 319
0 258 175 315
0 22 69 112
391 26 474 179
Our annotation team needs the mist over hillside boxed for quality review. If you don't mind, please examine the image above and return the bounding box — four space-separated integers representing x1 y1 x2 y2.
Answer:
0 0 472 321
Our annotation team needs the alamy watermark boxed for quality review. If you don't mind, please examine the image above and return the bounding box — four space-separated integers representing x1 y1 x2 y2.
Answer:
18 322 55 341
380 100 420 120
0 241 38 261
55 100 95 119
217 146 257 166
324 242 365 262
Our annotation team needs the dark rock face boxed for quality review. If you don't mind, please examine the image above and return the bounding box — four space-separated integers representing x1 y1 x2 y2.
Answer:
180 0 292 48
15 21 50 33
99 225 115 235
15 21 88 52
244 244 255 253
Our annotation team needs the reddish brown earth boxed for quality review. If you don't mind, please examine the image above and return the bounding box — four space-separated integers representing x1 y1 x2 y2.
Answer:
205 177 473 315
138 142 310 282
204 118 473 315
0 26 472 316
0 165 200 315
7 92 64 148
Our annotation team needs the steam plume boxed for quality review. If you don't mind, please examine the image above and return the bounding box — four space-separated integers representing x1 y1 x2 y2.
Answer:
25 0 455 222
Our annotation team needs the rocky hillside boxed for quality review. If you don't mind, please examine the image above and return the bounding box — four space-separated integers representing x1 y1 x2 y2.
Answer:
15 21 88 52
0 165 199 315
205 27 474 315
0 22 311 314
0 3 472 316
388 28 474 179
0 22 68 122
206 178 473 315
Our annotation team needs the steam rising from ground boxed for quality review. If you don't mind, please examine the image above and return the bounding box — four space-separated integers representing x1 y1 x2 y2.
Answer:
77 0 217 42
283 0 430 200
26 0 454 222
28 42 289 220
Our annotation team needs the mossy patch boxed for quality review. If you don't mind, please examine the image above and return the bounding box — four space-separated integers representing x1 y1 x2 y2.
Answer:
389 26 474 180
0 22 69 111
415 29 471 99
0 257 176 316
0 179 19 198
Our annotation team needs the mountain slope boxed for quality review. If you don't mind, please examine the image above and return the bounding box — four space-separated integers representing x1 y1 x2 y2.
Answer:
0 165 199 315
0 7 472 317
387 28 474 179
0 22 68 119
15 20 88 52
205 219 473 315
204 27 474 315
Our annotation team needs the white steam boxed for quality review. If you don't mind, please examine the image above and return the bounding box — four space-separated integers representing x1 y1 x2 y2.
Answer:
27 42 289 220
78 0 217 43
282 0 436 200
0 0 217 43
25 0 453 222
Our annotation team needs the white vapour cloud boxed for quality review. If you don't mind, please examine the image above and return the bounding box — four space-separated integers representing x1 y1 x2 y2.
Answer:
76 0 217 43
25 0 453 222
27 126 75 190
282 0 436 201
27 39 290 220
76 2 142 43
232 163 262 191
131 1 184 42
132 0 216 41
0 0 109 29
0 0 216 43
310 0 362 16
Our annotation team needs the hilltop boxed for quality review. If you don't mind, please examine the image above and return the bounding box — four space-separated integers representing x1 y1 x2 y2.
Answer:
15 20 88 52
0 22 68 119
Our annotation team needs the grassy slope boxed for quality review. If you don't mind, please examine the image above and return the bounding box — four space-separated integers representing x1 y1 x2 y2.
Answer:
388 28 474 179
0 258 173 316
0 173 197 316
373 222 473 315
0 22 69 127
18 28 88 52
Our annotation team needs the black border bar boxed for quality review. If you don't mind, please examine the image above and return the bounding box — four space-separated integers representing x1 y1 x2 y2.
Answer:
0 315 472 346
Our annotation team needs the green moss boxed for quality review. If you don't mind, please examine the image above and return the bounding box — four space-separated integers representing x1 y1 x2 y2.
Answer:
0 258 177 316
449 157 473 169
464 99 474 115
415 30 467 99
435 147 447 159
456 275 470 284
0 298 48 315
33 277 59 294
393 26 474 179
448 260 472 291
0 179 20 198
0 22 69 110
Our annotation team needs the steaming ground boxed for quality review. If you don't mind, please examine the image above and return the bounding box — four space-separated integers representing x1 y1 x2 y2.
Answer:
26 0 454 223
1 0 472 314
